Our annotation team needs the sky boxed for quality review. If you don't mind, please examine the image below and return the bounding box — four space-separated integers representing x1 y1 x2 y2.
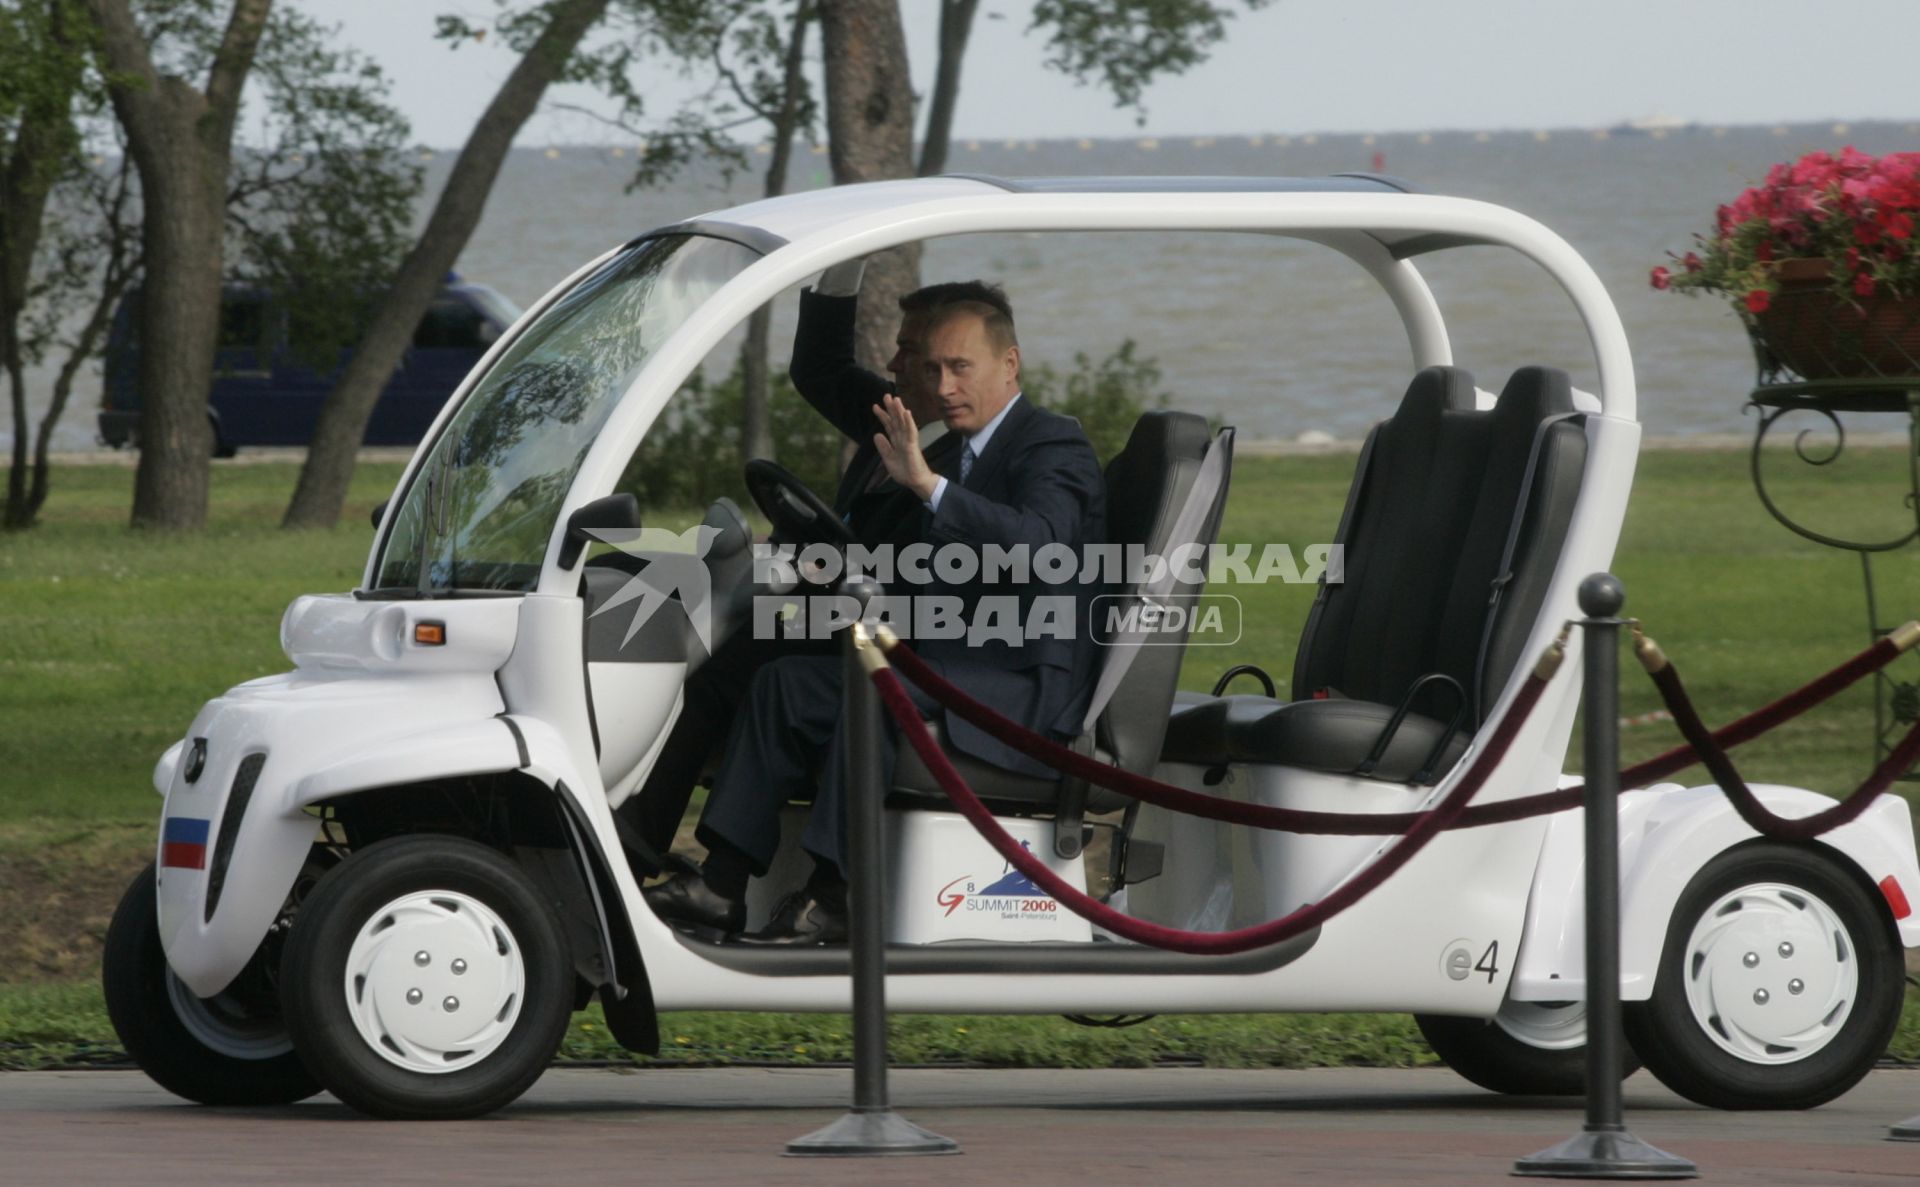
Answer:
295 1 1920 149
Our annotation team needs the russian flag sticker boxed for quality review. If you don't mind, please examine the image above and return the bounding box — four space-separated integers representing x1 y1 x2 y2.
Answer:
162 817 211 870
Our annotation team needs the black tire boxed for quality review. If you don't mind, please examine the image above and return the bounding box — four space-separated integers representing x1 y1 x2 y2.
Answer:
101 864 321 1106
208 412 236 458
279 835 572 1120
1417 999 1638 1096
1622 841 1902 1110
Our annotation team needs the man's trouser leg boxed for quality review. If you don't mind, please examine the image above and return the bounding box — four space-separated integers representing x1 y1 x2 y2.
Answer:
696 654 844 874
619 634 830 857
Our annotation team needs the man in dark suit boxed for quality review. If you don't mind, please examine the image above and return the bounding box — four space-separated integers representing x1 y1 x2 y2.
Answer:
645 293 1107 944
612 276 981 866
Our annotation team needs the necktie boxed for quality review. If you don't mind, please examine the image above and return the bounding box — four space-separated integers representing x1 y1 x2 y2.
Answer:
960 444 976 484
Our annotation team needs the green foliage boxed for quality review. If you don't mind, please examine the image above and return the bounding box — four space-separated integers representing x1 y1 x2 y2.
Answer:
436 1 805 193
617 362 843 512
564 1008 1438 1069
614 339 1171 515
1022 337 1172 463
224 7 422 371
1030 0 1272 118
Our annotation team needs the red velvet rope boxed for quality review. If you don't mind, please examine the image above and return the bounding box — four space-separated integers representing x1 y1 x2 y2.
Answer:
882 634 1908 836
1649 660 1920 840
870 661 1550 955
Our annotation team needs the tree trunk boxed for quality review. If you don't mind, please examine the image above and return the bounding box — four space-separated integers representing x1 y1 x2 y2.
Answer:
916 0 978 178
22 237 136 526
738 1 814 465
4 362 29 529
91 0 271 531
280 0 611 530
818 0 919 373
2 0 82 530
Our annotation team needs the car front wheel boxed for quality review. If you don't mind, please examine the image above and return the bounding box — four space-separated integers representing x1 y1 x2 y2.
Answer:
279 835 572 1120
102 865 321 1106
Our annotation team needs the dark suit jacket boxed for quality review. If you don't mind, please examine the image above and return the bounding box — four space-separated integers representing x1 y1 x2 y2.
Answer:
912 395 1107 775
789 287 1107 778
788 288 958 552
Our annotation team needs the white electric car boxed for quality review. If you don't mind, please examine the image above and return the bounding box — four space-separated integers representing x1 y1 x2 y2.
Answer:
104 175 1920 1120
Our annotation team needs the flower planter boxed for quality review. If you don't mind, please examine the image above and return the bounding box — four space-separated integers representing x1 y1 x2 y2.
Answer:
1750 258 1920 382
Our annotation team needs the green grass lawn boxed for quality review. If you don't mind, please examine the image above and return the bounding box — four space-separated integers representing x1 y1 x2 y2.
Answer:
3 449 1919 1069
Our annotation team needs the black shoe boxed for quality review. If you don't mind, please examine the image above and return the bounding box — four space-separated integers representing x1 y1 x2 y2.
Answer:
734 890 849 946
643 870 744 938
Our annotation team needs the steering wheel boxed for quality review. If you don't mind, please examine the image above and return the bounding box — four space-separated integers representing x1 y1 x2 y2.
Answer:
744 459 855 548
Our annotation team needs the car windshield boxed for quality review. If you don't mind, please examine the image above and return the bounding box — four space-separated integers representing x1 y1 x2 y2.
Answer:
372 233 758 595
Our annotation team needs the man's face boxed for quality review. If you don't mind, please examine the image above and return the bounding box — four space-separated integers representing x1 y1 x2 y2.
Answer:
923 313 1019 434
886 312 940 426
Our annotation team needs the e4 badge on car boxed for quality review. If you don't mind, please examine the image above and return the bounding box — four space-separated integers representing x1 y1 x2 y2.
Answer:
1441 938 1501 983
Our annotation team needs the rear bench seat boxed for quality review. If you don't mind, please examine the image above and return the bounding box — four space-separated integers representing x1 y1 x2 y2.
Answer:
1161 364 1588 785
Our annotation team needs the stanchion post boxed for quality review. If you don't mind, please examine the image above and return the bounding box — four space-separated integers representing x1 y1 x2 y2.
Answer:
1894 396 1920 1144
787 578 959 1158
1515 574 1696 1180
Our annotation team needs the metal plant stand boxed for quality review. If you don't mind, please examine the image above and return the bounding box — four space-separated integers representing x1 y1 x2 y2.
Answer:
1747 378 1920 780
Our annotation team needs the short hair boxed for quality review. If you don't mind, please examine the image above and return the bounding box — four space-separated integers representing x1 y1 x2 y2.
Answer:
900 279 1012 322
905 281 1018 353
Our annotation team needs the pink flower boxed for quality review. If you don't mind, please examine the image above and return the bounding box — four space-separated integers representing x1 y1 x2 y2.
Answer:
1853 272 1877 298
1746 289 1772 314
1884 210 1914 241
1649 266 1672 290
1791 151 1836 186
1683 252 1703 273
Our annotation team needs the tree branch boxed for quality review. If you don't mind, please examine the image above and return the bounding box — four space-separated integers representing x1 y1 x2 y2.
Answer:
203 0 272 147
83 0 163 144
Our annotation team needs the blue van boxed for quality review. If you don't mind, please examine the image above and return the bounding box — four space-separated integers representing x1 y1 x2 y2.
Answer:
98 275 522 454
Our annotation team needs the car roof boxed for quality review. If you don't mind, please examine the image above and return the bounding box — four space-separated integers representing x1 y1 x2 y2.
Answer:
647 173 1501 260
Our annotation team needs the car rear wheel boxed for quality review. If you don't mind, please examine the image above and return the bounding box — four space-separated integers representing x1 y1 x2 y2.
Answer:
279 835 572 1120
1417 996 1637 1096
1622 842 1902 1110
102 865 321 1106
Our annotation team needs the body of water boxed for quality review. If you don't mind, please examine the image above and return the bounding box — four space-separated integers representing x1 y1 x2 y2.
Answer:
16 120 1917 452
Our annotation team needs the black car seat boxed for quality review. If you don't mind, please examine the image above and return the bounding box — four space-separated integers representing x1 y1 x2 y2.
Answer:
1161 365 1587 783
890 409 1235 855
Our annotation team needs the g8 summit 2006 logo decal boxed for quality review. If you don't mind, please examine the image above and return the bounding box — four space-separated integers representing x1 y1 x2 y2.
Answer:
935 843 1060 921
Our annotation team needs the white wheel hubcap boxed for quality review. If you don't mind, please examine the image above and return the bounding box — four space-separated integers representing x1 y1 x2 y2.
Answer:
343 890 525 1074
1495 999 1587 1051
1682 881 1856 1065
166 973 294 1060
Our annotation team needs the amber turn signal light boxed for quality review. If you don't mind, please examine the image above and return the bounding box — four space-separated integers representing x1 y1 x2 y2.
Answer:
414 621 446 646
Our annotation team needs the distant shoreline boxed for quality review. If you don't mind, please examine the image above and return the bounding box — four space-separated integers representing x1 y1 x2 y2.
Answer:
400 117 1920 155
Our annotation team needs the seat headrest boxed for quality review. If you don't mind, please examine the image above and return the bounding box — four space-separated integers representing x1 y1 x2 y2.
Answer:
1106 409 1212 477
1492 365 1576 423
1391 365 1478 425
1103 410 1213 549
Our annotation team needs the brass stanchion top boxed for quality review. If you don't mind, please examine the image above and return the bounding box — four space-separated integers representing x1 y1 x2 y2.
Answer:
1534 624 1572 680
1631 624 1670 673
1890 621 1920 654
851 621 889 675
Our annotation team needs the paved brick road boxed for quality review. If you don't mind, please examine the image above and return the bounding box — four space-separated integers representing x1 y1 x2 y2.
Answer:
4 1066 1918 1184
